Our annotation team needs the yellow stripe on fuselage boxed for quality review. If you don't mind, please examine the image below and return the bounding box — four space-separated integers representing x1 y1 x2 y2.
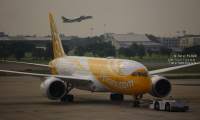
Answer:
49 57 152 95
49 59 58 75
88 58 152 95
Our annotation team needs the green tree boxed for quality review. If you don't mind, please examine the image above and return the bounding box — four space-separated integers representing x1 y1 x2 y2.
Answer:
85 44 94 53
164 48 172 59
124 48 136 59
62 44 70 55
118 47 125 57
154 50 160 58
0 49 3 60
105 48 116 57
137 44 146 59
182 45 200 57
147 49 153 58
2 51 10 60
44 42 53 59
192 45 200 57
130 43 139 52
7 41 35 56
159 47 165 58
74 46 85 56
0 41 9 60
85 42 115 57
14 48 25 60
32 48 45 60
74 50 84 56
159 47 173 59
76 46 85 53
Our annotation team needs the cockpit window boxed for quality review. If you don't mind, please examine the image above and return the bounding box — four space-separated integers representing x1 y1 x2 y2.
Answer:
132 72 137 76
144 72 148 76
138 72 144 76
132 72 149 77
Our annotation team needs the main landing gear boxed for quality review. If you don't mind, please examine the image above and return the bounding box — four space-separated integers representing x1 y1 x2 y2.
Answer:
60 82 76 102
110 93 124 101
132 95 143 107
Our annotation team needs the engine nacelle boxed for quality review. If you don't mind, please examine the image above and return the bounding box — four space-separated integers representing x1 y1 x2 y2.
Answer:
40 77 66 100
149 75 171 98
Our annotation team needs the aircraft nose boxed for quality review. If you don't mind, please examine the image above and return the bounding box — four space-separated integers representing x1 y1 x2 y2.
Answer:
120 60 152 94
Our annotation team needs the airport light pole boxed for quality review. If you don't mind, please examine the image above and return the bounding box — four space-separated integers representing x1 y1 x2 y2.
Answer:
90 28 94 37
176 31 180 36
104 24 106 34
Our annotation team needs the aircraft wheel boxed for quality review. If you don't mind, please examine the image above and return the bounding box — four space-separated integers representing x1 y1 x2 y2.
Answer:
60 95 67 102
68 95 74 102
155 102 159 110
110 94 117 101
117 94 124 101
165 103 170 112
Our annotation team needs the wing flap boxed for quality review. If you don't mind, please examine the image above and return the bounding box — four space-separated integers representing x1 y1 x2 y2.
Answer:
149 63 199 75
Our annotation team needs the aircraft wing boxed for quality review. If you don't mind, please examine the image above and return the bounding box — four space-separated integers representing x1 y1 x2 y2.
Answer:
149 62 199 75
1 60 52 68
0 70 92 86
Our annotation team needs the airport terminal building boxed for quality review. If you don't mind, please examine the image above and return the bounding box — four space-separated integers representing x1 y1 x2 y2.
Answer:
0 32 71 49
105 33 163 50
180 37 200 49
157 37 181 50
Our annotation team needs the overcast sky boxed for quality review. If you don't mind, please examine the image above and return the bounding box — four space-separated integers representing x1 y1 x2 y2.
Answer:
0 0 200 38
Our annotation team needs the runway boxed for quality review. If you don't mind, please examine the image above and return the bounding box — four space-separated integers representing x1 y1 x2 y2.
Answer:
0 76 200 120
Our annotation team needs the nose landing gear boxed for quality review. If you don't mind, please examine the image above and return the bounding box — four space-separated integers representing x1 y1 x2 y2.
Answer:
132 95 143 107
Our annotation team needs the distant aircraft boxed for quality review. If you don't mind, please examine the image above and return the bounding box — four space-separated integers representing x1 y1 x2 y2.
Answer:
61 15 92 23
0 13 199 106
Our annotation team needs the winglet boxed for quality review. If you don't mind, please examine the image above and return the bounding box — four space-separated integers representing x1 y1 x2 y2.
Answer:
49 13 66 59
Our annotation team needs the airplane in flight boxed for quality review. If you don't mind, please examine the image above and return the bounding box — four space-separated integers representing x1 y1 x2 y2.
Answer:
0 13 199 106
61 15 92 23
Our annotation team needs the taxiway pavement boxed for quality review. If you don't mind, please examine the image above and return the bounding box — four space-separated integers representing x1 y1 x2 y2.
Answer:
0 62 200 120
0 76 200 120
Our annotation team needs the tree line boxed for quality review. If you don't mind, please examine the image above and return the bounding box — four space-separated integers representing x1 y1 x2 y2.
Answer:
74 42 116 57
0 41 35 60
0 41 69 60
1 39 199 61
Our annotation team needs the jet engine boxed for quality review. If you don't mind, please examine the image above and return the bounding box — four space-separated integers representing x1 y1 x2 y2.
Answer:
40 77 66 100
149 75 171 98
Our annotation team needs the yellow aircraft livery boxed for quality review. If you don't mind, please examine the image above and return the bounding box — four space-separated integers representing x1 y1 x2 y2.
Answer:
0 13 199 103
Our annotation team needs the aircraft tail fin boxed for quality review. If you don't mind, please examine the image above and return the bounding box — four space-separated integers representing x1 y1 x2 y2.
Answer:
49 13 66 59
61 16 68 21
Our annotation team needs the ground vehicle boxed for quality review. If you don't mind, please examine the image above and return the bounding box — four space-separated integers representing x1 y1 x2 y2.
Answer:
149 99 189 112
